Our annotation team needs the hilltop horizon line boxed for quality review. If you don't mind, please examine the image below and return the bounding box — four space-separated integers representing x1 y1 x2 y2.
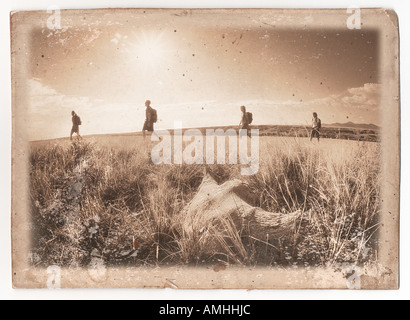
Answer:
29 121 379 142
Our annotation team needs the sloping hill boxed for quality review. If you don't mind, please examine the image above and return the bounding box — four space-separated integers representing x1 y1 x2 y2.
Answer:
325 122 379 130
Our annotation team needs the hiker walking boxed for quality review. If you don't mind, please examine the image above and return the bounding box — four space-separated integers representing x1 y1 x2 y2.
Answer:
310 112 321 142
70 111 82 140
239 105 252 138
142 100 157 138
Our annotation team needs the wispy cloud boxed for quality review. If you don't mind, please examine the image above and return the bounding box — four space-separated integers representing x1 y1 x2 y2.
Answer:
28 78 91 114
310 83 381 111
27 79 137 140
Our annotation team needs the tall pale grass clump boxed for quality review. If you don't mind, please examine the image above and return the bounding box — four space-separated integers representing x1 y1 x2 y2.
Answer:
246 138 380 266
29 137 380 268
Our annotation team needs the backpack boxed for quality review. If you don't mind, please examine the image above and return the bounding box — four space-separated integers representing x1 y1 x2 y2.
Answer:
246 112 253 125
151 108 158 123
75 115 82 126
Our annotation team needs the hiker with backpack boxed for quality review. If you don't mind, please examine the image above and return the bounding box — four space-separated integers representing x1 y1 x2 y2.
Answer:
70 110 82 140
239 105 253 138
142 100 157 138
310 112 321 142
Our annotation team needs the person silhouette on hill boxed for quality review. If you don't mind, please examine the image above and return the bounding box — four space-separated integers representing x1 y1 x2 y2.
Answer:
239 105 252 138
70 111 82 140
310 112 321 142
142 100 157 138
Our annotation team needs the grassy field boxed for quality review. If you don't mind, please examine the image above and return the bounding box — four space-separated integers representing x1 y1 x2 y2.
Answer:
29 134 381 269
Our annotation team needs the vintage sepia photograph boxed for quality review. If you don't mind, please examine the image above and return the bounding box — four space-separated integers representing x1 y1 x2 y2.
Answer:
11 8 400 289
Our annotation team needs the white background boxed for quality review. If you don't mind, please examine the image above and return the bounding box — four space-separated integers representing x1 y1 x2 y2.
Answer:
1 0 408 300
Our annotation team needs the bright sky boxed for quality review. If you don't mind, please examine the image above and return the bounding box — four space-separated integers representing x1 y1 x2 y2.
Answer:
26 11 380 140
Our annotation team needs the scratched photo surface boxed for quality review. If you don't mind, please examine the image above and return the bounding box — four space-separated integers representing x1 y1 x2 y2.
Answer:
11 9 400 289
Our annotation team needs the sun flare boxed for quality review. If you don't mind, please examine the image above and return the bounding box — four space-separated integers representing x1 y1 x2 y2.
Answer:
126 30 171 70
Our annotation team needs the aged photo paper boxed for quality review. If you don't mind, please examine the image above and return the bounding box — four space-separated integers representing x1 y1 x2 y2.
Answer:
11 8 400 289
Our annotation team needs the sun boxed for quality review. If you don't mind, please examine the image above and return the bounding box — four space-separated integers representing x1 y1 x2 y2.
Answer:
124 30 172 71
136 32 166 66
